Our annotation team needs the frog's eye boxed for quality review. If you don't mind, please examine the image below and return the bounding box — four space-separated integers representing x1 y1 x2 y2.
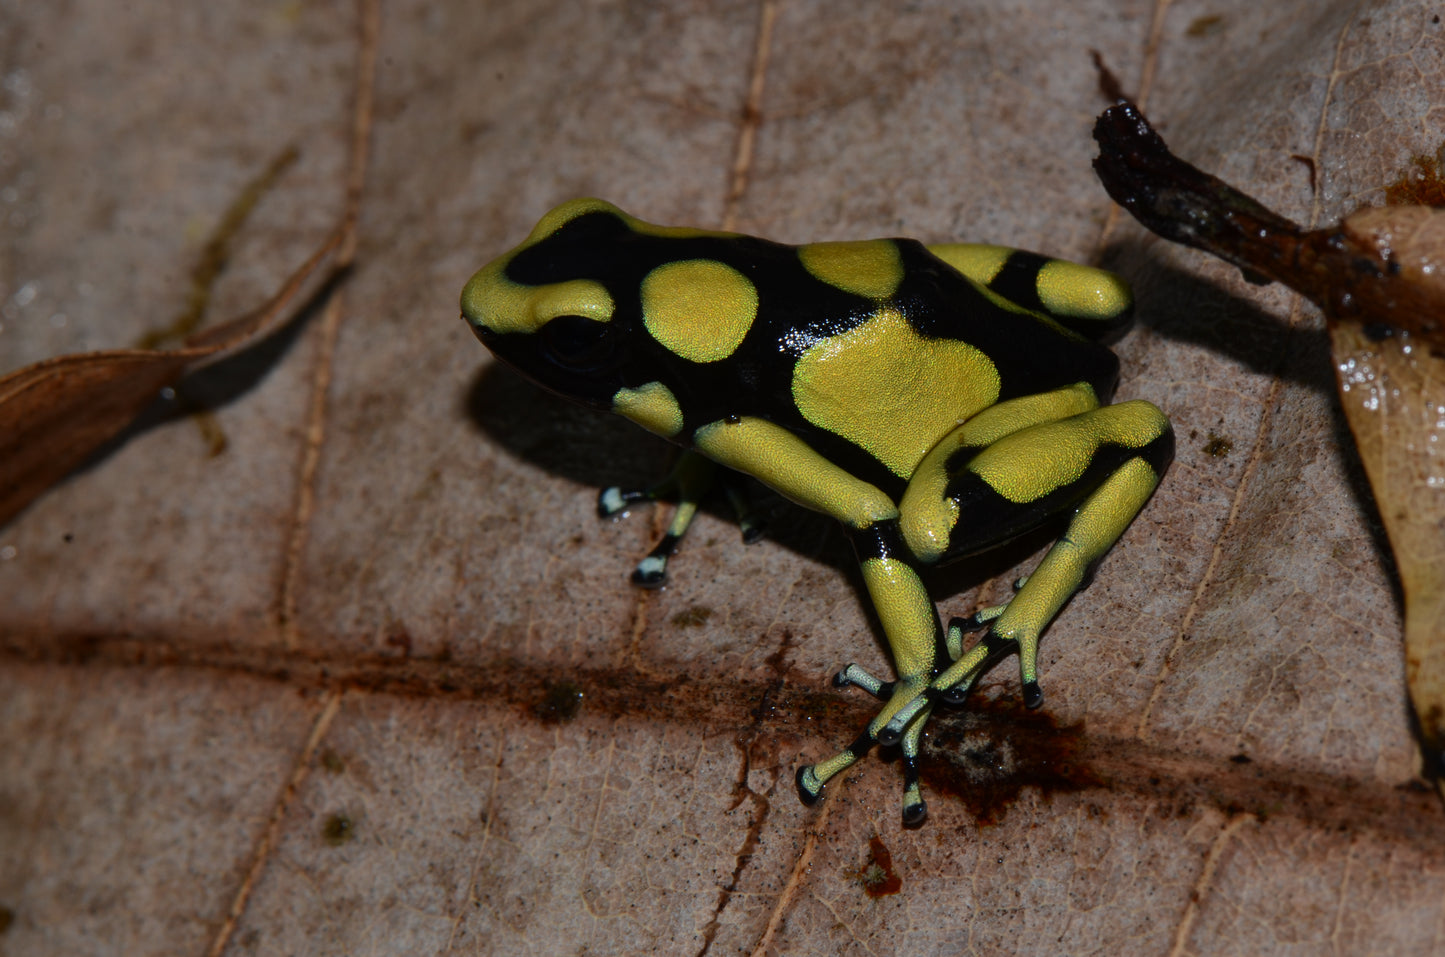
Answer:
542 314 615 372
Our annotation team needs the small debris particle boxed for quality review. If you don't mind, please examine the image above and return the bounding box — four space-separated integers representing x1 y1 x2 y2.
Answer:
322 812 355 847
1186 14 1225 37
1203 433 1233 458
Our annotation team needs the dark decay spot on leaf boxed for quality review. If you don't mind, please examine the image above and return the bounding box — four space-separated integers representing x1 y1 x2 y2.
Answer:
1384 145 1445 207
1187 14 1225 37
1230 753 1253 765
920 703 1102 826
852 835 903 897
322 812 355 846
763 628 797 679
0 905 12 934
320 748 345 774
384 624 413 657
536 679 585 723
670 605 713 628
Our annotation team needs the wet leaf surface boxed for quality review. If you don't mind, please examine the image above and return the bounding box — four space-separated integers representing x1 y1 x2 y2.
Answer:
3 1 1445 954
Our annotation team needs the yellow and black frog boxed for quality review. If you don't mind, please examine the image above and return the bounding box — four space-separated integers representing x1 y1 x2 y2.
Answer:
462 198 1172 823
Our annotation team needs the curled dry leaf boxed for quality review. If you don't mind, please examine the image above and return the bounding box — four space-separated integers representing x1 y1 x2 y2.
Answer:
0 225 345 529
1094 101 1445 778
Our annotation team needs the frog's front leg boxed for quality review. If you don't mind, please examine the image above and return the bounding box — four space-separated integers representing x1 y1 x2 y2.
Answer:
794 519 947 824
693 417 940 822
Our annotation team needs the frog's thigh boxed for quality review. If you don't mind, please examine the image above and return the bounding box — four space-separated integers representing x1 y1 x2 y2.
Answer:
899 383 1101 563
967 401 1168 506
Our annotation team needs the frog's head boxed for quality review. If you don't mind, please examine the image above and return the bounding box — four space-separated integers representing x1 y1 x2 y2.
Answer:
461 199 637 409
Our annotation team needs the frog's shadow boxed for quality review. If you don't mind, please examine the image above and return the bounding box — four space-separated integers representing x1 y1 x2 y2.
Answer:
463 359 854 574
1105 248 1399 612
464 360 1067 661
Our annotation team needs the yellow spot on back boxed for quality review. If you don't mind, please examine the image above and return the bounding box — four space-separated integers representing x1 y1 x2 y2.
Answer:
641 260 757 363
613 381 684 438
798 240 904 299
792 307 1000 479
1036 260 1132 320
527 197 626 241
927 243 1013 286
534 198 740 242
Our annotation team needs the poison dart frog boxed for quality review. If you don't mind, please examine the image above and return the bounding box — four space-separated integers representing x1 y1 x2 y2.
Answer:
461 198 1173 824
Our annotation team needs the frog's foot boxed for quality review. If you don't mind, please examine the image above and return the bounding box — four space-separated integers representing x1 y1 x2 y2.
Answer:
798 678 934 823
598 452 713 588
932 616 1053 710
599 452 761 588
931 619 1018 704
627 501 697 588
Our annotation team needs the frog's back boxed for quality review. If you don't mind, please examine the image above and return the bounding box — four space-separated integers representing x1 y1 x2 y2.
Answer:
466 200 1124 495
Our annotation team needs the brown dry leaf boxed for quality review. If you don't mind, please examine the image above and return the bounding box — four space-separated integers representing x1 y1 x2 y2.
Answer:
1330 209 1445 775
3 1 1445 955
0 225 345 528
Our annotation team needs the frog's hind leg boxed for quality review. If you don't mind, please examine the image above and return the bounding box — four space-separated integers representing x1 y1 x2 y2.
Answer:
927 401 1174 708
598 451 761 587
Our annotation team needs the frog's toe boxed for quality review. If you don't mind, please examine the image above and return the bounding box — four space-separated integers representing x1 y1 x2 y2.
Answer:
798 698 935 823
629 538 678 588
795 765 823 806
796 732 873 806
598 484 648 519
877 694 930 745
901 781 927 825
1017 633 1045 708
938 683 970 705
833 663 893 699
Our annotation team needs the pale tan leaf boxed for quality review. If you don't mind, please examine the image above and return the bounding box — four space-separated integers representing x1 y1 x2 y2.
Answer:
3 2 1445 956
